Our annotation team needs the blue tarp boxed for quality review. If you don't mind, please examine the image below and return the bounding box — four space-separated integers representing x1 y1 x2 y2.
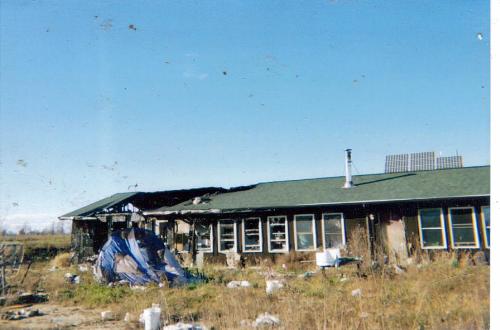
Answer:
95 228 188 285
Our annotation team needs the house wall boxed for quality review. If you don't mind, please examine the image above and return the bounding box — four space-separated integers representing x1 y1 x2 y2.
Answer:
160 197 490 261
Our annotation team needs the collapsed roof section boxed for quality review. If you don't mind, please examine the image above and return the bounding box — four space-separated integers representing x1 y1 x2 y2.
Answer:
58 187 228 220
144 166 490 215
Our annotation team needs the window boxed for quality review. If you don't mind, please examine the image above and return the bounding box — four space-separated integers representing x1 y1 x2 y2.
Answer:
448 207 479 248
481 206 490 248
418 208 446 249
195 223 213 252
267 216 288 253
294 214 317 251
242 218 262 252
322 213 345 249
218 219 236 252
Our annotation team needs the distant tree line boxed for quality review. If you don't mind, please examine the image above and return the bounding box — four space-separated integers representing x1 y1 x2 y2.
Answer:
0 221 69 236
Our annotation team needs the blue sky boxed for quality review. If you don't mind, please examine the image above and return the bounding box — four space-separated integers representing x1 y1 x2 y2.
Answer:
0 0 490 231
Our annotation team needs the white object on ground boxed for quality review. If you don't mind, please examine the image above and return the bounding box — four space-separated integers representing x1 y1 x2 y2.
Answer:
265 280 284 295
78 264 89 272
253 312 281 327
351 289 362 297
101 311 113 321
227 280 252 288
316 248 341 267
143 306 161 330
394 265 405 274
163 322 207 330
124 312 131 322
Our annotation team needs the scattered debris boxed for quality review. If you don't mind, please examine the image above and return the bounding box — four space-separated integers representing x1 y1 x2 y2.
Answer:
143 306 161 330
340 277 349 283
78 264 89 272
393 265 406 274
16 159 27 167
1 308 43 320
253 312 281 327
101 310 114 321
477 32 483 41
360 311 369 319
298 271 315 279
64 273 80 284
227 280 252 289
163 322 207 330
123 312 131 322
265 280 284 295
128 24 137 31
351 288 362 297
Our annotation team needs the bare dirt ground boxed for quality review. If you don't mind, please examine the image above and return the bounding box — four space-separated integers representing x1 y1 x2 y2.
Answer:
0 303 133 329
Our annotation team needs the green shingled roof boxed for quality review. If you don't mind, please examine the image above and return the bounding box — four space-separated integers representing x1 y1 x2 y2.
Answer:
60 192 138 218
149 166 489 214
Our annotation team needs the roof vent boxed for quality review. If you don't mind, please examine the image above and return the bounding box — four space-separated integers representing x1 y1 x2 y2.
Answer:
343 149 353 189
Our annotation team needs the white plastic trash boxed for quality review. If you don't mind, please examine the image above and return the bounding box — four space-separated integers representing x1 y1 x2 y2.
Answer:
316 252 334 267
144 306 161 330
265 280 284 295
227 280 252 289
101 310 113 321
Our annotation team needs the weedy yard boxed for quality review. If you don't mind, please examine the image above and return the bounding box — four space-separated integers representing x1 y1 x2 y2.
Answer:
0 250 490 329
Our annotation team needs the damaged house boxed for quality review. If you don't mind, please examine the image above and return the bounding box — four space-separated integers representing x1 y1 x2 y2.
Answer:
60 151 490 264
58 188 226 260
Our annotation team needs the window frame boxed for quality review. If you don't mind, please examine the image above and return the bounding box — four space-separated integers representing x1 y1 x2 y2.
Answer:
321 212 346 250
241 217 263 253
293 214 317 252
267 215 289 253
447 206 480 249
195 223 213 253
418 208 447 249
217 219 237 253
481 206 490 249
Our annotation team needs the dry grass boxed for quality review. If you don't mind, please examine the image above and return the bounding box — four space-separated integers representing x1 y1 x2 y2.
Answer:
52 252 72 268
0 234 70 255
9 251 489 330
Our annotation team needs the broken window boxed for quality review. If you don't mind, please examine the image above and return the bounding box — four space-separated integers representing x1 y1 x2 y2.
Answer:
195 223 212 252
218 219 236 252
242 218 262 252
322 213 345 249
267 216 288 252
448 207 479 248
481 206 490 248
294 214 317 251
418 208 446 249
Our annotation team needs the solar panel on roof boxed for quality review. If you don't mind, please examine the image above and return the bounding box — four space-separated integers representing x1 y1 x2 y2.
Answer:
409 152 435 171
436 156 463 169
385 154 409 173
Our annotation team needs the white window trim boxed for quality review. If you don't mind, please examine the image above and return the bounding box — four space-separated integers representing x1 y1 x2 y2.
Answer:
418 208 447 249
481 206 490 249
195 223 213 253
321 213 346 250
267 215 289 253
447 207 480 249
294 214 317 252
218 219 237 253
242 217 263 253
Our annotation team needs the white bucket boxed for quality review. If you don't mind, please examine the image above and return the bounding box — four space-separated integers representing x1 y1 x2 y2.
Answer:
143 307 161 330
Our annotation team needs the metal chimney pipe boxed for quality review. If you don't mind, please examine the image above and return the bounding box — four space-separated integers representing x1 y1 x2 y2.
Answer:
343 149 353 189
